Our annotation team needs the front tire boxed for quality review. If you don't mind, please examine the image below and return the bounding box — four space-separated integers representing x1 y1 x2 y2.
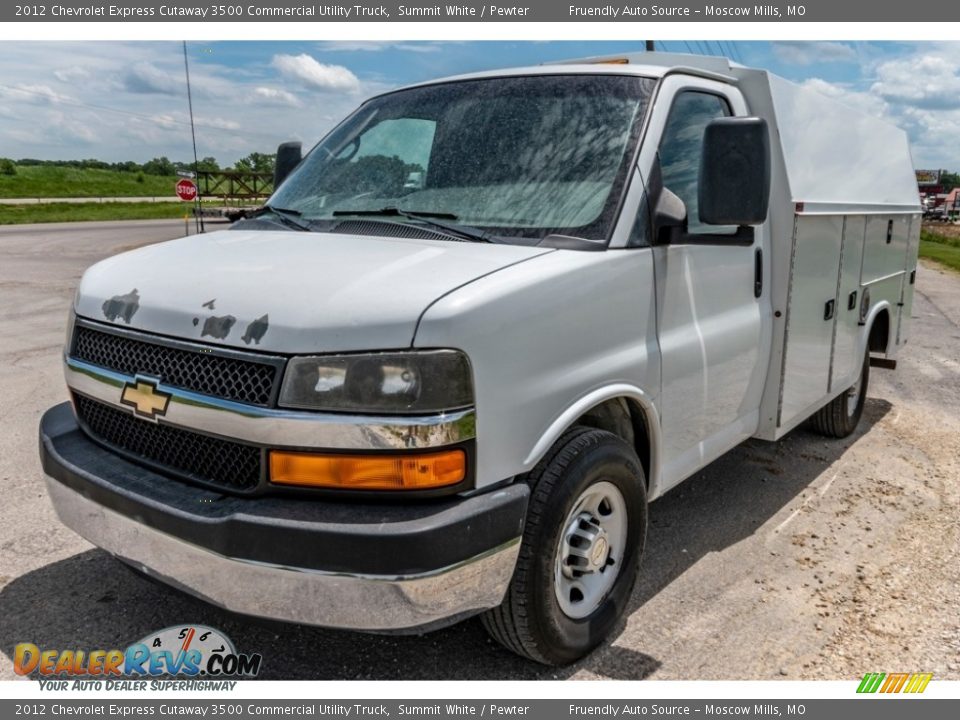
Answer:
481 426 647 665
812 347 870 438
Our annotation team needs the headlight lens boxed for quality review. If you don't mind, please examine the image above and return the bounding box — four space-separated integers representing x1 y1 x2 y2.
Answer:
279 350 473 414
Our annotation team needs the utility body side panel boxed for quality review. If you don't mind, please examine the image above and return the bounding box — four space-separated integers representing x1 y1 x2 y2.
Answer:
730 68 921 439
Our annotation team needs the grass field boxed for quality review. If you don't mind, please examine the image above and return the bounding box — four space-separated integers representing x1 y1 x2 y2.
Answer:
0 202 196 225
919 226 960 273
0 166 180 198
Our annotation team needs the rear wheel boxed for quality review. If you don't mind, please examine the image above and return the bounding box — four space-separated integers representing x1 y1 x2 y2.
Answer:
812 348 870 438
481 426 647 665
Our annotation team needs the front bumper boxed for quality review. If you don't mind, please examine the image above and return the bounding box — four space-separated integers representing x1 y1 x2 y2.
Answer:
40 403 527 633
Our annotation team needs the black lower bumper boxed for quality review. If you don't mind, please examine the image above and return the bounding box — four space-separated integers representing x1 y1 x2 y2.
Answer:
40 402 528 577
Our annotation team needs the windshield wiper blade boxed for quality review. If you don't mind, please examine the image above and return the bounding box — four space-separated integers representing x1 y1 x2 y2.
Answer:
258 205 312 232
331 206 497 243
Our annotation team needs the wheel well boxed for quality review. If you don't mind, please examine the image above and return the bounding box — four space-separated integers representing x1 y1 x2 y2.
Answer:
575 397 651 487
869 309 890 354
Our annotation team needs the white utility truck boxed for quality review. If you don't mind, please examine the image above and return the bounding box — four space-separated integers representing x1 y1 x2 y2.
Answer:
40 52 920 665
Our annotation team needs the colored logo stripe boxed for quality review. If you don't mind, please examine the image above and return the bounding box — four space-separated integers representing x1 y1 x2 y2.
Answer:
857 672 932 694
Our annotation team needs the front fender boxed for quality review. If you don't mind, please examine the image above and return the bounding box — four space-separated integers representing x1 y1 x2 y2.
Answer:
414 249 661 494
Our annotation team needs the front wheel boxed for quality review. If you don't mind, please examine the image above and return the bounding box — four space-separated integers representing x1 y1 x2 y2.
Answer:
481 426 647 665
812 348 870 438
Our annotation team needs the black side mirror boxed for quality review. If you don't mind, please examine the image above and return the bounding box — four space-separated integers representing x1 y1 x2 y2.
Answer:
274 141 302 188
699 117 770 226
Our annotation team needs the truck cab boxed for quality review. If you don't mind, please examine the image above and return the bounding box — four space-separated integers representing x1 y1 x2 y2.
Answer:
40 52 920 665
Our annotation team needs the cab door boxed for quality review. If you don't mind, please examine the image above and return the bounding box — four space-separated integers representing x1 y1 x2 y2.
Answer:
635 75 773 491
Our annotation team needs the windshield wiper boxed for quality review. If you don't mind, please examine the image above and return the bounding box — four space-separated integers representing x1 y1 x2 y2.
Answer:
257 205 313 232
331 206 497 243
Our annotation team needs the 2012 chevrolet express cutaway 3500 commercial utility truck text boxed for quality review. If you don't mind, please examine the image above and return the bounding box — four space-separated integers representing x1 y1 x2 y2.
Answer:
40 52 920 665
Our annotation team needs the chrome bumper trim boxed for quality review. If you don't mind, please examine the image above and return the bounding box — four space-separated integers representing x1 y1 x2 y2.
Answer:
64 357 476 450
45 477 519 632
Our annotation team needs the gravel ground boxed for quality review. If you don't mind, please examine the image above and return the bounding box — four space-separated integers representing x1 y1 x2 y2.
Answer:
0 220 957 681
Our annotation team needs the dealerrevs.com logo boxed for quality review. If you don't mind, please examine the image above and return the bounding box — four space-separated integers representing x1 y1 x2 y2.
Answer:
14 625 262 684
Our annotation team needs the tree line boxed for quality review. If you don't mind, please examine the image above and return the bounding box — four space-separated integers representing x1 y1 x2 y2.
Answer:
0 153 276 177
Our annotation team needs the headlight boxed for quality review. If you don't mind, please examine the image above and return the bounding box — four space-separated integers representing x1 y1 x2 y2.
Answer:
279 350 473 414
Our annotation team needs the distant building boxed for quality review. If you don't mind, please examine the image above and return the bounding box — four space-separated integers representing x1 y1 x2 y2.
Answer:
917 169 944 192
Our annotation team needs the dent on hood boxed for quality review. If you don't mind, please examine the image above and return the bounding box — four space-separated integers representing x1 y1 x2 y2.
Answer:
101 289 140 324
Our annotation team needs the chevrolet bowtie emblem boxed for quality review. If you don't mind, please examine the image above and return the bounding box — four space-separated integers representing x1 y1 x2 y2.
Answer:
120 379 171 420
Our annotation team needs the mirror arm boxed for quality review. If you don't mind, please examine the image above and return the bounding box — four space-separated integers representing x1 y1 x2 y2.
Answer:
653 187 687 245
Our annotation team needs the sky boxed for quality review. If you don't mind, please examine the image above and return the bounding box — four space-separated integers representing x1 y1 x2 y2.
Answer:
0 40 958 170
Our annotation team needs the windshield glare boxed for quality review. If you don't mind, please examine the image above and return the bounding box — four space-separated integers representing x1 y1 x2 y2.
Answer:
269 74 655 242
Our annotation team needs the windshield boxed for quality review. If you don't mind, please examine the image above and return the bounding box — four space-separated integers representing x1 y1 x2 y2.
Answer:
266 74 655 243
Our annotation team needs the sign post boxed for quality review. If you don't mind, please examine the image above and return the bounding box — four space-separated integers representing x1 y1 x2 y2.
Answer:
175 179 199 235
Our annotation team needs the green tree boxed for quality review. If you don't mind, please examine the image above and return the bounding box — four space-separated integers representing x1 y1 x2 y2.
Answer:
233 152 276 174
197 156 220 173
940 171 960 192
0 158 16 176
142 156 176 176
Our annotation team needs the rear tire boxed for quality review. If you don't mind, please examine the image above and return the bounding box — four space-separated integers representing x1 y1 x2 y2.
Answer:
481 426 647 665
812 348 869 438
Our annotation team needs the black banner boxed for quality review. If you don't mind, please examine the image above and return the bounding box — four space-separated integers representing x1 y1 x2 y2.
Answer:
3 1 953 23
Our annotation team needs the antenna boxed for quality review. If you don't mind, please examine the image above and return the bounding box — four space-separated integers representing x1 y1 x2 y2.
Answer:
182 40 203 234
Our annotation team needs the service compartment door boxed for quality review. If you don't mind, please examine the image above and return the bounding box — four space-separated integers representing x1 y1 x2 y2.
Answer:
779 214 843 427
862 214 910 284
830 216 866 393
897 215 920 346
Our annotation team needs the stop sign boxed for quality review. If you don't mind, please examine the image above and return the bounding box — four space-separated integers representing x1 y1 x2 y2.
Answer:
175 179 198 201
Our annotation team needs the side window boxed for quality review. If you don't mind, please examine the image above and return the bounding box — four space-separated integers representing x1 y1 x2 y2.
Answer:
659 91 732 235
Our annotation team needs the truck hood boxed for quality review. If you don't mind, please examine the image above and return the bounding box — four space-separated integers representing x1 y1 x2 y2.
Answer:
75 229 552 353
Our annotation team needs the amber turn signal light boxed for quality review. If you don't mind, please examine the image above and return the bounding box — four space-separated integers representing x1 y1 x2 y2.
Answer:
269 449 466 490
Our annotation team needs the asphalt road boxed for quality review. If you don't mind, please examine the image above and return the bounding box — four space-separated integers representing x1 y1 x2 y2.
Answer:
1 220 957 681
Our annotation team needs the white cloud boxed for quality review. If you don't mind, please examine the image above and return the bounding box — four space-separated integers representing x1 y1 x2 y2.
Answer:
251 86 302 107
870 52 960 110
195 116 241 131
316 41 444 54
270 53 360 92
53 67 91 83
122 62 182 95
799 78 889 118
0 83 73 105
772 42 857 66
48 111 99 144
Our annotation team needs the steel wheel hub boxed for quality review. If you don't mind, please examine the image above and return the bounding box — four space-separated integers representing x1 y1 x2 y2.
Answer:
554 481 628 619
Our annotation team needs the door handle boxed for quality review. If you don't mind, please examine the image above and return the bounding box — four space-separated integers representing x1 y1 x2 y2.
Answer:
754 247 763 298
824 299 835 321
848 290 858 311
